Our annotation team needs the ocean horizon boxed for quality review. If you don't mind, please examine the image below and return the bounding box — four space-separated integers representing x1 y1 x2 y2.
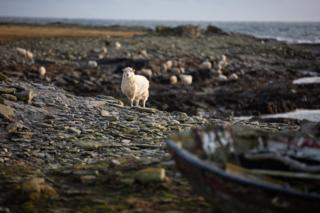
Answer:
1 16 320 44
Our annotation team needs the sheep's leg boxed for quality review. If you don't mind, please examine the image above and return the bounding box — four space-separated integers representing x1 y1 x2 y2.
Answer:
142 91 149 108
142 98 147 108
130 98 134 107
134 99 139 107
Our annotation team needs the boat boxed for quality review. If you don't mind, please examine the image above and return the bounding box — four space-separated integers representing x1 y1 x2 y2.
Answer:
165 124 320 213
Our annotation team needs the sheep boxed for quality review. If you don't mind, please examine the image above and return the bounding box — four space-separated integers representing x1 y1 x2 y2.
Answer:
16 47 34 62
179 67 185 74
170 75 178 85
121 67 149 107
88 61 98 68
179 74 193 85
16 47 27 56
38 66 46 79
200 60 212 69
139 49 148 58
101 47 108 55
218 54 228 71
229 73 239 80
98 47 108 59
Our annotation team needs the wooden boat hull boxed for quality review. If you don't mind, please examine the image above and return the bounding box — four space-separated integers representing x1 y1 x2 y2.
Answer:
166 140 320 213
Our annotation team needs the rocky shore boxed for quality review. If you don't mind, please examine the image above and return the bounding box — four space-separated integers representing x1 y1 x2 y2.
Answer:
0 24 319 212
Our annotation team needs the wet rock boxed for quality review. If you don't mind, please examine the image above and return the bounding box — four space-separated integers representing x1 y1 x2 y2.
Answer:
100 110 118 121
1 94 17 102
20 177 58 201
110 159 121 167
0 207 10 213
0 73 8 81
16 90 34 104
140 68 153 79
156 25 201 38
6 121 25 134
134 168 166 184
0 87 16 94
80 175 97 184
205 25 228 35
18 131 33 140
0 104 16 122
68 127 81 135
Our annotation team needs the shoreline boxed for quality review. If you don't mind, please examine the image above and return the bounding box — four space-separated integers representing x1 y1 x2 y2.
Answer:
0 22 320 46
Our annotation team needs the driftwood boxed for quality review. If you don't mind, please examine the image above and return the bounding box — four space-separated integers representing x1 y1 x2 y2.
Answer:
244 153 320 173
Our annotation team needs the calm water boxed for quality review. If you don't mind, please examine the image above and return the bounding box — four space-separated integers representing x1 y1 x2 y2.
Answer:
1 17 320 44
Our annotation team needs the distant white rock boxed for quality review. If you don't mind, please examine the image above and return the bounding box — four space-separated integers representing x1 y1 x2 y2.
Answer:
115 42 122 49
170 75 178 85
140 68 153 78
179 74 193 85
229 73 239 80
200 60 212 69
38 66 46 79
217 74 228 82
293 77 320 85
88 60 98 68
165 60 173 70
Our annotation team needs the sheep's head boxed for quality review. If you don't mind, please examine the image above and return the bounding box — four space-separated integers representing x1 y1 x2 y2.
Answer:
123 67 135 79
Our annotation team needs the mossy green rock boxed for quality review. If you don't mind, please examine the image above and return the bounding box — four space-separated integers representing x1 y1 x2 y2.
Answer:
134 168 166 184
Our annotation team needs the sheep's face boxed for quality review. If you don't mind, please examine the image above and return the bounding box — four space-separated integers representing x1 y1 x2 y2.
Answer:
123 67 135 79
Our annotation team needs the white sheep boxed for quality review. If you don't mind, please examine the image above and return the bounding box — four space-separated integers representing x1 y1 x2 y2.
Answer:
16 47 34 62
121 67 149 107
38 66 46 79
218 54 228 71
200 60 212 69
26 51 34 61
170 75 178 85
139 49 148 58
16 47 27 56
98 47 108 59
101 47 108 54
179 74 193 85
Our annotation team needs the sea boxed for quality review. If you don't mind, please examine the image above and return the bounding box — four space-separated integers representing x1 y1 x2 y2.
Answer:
1 17 320 44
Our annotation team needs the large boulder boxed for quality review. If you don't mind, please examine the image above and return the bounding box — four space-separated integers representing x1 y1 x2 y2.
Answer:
205 25 229 36
155 25 201 38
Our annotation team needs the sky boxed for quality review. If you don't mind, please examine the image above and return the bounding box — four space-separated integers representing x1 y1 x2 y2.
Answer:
0 0 320 22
